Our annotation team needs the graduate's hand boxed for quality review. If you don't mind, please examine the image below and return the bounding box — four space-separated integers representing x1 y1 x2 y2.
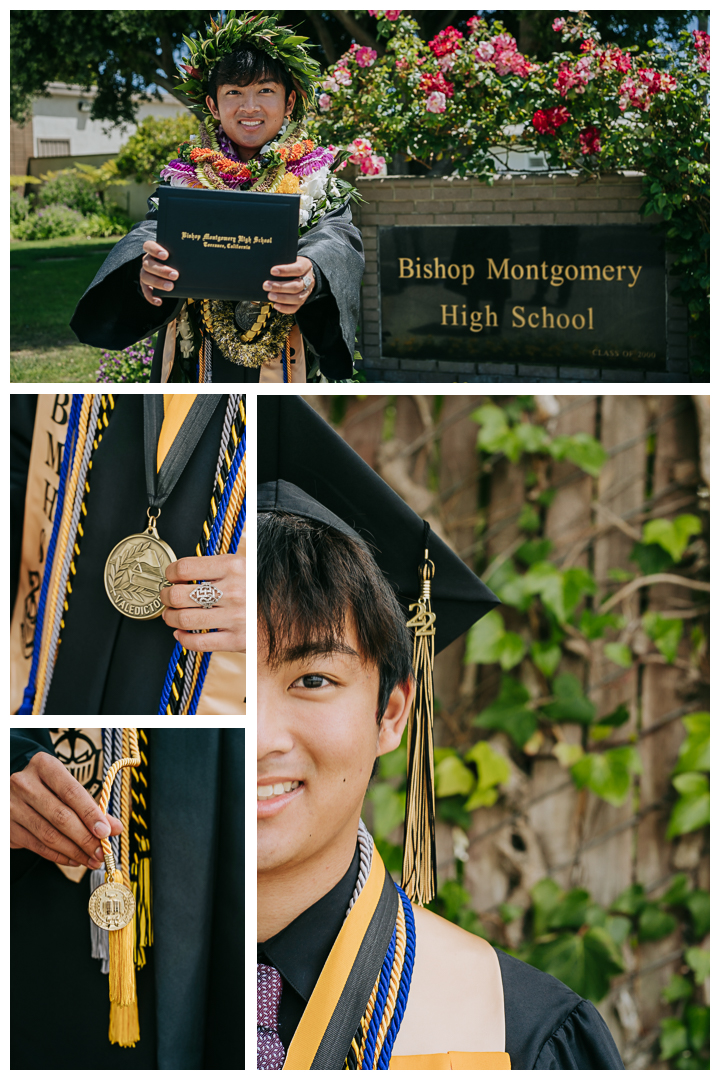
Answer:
263 256 315 314
10 752 123 869
140 239 179 307
160 539 246 653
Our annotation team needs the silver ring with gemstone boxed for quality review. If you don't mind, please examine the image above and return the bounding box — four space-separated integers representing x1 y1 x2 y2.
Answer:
301 273 313 291
189 581 224 609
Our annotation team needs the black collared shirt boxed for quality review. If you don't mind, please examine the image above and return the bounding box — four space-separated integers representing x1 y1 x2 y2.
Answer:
257 845 360 1051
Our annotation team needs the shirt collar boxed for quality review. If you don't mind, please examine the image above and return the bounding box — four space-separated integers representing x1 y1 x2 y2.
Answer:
257 844 360 1003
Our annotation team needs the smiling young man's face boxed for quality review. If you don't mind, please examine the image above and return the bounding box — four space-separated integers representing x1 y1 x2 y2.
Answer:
257 622 412 879
206 79 296 161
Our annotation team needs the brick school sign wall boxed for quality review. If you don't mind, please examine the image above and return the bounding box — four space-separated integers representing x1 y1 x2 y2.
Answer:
354 173 691 383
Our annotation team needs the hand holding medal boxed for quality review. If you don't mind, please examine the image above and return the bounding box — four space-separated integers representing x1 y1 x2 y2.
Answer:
160 541 246 653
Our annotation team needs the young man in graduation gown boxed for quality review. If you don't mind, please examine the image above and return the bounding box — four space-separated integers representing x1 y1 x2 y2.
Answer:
70 12 364 384
10 726 244 1069
10 393 246 715
257 396 625 1070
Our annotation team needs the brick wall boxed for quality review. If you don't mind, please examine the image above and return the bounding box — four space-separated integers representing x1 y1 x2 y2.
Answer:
354 172 690 383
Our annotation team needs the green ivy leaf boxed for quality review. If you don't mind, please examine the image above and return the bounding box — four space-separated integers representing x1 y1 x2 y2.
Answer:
605 914 632 947
607 568 634 582
675 712 710 774
562 567 597 618
515 422 548 454
531 640 562 677
368 781 405 840
595 704 631 728
630 541 675 574
515 538 554 565
642 514 702 562
661 973 694 1003
637 903 677 942
553 741 585 767
579 610 624 640
543 672 596 724
530 877 563 936
518 502 541 533
464 740 510 788
473 404 510 453
604 642 633 667
547 888 591 929
473 676 538 748
526 926 623 1001
499 902 524 924
549 432 608 477
685 890 710 940
642 611 683 662
465 609 505 664
667 773 710 837
685 1005 710 1052
571 746 642 806
660 874 690 906
611 883 646 916
660 1017 689 1060
435 754 475 798
498 631 527 671
685 946 710 985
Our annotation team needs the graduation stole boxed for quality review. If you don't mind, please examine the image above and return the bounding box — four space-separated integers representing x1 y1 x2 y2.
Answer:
17 394 246 716
283 842 414 1071
283 842 512 1071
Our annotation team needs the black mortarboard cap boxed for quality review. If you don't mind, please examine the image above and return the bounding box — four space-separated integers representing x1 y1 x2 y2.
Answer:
257 396 499 652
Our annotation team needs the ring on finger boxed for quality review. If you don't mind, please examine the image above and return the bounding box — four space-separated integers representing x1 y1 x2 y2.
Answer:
301 272 313 291
189 581 224 609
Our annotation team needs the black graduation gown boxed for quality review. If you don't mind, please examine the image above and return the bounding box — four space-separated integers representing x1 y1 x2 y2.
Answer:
70 196 364 382
257 847 624 1069
11 395 230 715
10 728 245 1069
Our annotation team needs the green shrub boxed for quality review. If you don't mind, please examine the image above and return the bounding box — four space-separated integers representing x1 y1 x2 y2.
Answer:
83 206 133 237
114 113 198 182
35 168 102 215
10 190 29 226
11 203 86 240
97 338 153 382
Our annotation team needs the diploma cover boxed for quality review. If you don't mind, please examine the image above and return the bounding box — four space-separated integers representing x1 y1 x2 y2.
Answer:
156 186 300 301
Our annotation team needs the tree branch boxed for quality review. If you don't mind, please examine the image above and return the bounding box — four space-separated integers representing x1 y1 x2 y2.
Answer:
304 10 339 64
599 574 710 614
333 10 385 53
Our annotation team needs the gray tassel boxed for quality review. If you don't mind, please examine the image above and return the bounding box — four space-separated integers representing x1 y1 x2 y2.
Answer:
89 868 109 972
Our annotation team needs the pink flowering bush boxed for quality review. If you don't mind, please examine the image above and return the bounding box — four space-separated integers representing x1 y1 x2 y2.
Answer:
310 10 709 367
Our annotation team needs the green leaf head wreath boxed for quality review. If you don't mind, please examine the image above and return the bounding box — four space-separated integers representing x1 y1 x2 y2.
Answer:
176 10 321 121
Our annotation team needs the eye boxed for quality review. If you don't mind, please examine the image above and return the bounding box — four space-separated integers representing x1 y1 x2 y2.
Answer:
291 673 333 690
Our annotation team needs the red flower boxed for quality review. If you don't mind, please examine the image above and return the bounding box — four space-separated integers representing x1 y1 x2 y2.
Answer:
532 106 570 134
428 26 463 59
180 63 201 80
419 71 455 98
579 125 601 155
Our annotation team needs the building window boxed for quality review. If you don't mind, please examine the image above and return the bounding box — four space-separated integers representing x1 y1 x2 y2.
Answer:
37 139 71 157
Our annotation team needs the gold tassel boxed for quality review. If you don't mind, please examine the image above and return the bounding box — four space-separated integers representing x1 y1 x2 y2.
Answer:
109 997 140 1048
402 544 437 906
107 869 137 1007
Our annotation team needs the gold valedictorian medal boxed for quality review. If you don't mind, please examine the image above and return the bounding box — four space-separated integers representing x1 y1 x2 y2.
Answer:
104 510 176 620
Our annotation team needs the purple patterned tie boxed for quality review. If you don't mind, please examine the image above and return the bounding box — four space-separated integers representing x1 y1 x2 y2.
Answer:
257 963 286 1069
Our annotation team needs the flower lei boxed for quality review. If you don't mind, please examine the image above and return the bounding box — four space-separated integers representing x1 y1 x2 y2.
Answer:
160 117 357 236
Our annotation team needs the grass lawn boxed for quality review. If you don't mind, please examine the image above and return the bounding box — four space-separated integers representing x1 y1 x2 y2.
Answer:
11 235 122 383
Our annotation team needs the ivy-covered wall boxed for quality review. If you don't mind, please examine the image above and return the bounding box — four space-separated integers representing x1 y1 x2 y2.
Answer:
305 393 709 1069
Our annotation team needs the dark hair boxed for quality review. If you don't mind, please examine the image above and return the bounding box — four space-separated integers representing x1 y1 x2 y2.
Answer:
207 45 298 108
258 513 414 721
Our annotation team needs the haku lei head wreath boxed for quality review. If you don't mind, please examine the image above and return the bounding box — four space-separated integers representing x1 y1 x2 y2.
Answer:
176 10 322 121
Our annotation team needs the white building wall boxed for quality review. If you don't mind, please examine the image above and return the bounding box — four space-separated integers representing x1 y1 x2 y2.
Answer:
32 85 187 157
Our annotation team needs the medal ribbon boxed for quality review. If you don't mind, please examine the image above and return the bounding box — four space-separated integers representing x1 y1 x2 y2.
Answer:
143 394 223 513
